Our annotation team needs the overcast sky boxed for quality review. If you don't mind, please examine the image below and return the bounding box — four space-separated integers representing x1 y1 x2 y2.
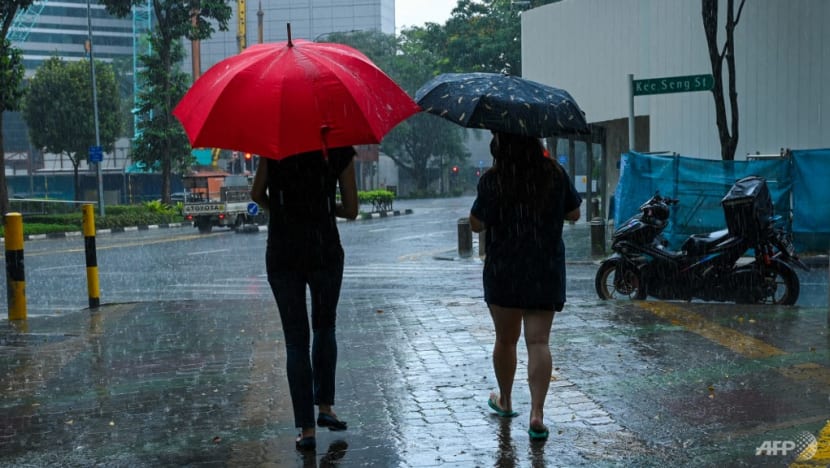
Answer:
395 0 457 32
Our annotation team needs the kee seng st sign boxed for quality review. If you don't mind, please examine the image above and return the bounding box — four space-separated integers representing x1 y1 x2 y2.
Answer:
633 74 714 96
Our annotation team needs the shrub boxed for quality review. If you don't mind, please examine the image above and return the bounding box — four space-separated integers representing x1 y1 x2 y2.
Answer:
0 204 185 237
358 190 395 213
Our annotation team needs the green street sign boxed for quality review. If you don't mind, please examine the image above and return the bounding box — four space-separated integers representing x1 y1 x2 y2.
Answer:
633 74 714 96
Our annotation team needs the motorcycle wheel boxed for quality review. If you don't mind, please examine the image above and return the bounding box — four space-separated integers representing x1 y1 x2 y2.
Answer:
595 258 647 300
755 260 800 305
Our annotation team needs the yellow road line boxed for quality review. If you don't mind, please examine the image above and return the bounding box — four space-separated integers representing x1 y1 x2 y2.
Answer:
635 301 787 359
791 420 830 467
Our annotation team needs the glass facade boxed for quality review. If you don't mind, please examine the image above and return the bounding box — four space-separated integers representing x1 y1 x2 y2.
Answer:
189 0 396 75
12 0 134 76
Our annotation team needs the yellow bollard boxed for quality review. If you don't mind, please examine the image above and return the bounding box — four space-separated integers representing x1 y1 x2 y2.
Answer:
5 212 27 320
82 204 100 308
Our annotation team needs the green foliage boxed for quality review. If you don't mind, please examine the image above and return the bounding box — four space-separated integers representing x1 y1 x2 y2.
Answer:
0 39 25 114
24 57 122 157
99 0 233 204
22 56 122 200
325 29 469 192
4 204 185 236
358 189 395 213
439 0 562 76
142 199 179 215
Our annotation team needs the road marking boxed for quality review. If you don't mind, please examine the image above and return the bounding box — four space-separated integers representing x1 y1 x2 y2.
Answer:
635 301 786 359
32 264 84 272
187 249 230 255
25 233 217 257
392 230 453 242
635 301 830 465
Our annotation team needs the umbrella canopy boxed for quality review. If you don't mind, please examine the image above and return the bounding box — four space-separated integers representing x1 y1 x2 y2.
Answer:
173 35 420 160
414 72 589 137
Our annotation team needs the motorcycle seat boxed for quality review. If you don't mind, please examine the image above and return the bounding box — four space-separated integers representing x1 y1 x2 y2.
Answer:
681 228 731 254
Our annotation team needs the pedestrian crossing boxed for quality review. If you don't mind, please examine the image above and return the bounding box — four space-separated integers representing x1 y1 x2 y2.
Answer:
342 261 481 279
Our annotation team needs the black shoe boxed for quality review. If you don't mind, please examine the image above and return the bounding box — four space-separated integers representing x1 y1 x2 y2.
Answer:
317 413 348 431
295 434 316 451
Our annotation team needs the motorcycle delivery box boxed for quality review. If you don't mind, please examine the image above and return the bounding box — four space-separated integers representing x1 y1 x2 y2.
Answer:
720 175 774 243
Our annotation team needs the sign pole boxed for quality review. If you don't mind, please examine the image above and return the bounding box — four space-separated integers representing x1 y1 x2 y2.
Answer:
628 74 635 152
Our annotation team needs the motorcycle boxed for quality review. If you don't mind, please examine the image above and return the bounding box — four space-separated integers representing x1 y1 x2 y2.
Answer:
595 176 808 305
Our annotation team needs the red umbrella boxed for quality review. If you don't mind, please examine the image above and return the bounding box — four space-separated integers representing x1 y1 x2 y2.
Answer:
173 28 420 160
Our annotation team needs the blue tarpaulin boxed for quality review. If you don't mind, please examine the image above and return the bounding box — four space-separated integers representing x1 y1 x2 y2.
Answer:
612 151 828 252
791 149 830 251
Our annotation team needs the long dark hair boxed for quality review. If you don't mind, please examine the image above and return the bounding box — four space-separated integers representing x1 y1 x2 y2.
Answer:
489 131 563 209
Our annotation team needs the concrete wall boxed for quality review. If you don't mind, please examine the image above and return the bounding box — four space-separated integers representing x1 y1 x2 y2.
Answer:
522 0 830 160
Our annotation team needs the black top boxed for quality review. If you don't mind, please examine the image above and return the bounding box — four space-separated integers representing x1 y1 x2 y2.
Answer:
265 147 355 272
471 162 582 310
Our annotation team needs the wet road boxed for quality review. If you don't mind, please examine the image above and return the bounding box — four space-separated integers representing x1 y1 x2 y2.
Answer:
1 196 828 467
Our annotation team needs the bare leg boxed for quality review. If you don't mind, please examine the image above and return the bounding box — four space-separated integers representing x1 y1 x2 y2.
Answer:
523 309 555 430
489 304 523 412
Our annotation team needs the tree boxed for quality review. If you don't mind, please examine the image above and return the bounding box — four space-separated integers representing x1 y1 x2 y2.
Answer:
22 56 122 200
0 0 34 216
439 0 560 76
702 0 746 161
100 0 232 204
323 28 468 193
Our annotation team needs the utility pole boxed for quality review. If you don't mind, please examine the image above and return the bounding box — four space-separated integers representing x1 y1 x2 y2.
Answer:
87 0 104 216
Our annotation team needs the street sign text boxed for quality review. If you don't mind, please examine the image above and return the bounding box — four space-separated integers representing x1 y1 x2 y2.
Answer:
633 74 714 96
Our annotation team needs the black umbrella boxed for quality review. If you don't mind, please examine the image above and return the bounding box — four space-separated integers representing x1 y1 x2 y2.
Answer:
414 72 589 137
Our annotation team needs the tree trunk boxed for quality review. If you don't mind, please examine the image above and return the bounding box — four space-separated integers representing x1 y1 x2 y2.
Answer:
702 0 744 161
72 156 81 201
161 152 171 204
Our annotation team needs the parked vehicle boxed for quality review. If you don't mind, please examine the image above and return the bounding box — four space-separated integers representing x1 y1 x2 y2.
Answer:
181 172 257 233
595 176 808 305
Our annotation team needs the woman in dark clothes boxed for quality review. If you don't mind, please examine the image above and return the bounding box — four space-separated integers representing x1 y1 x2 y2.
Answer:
251 147 358 451
469 131 581 440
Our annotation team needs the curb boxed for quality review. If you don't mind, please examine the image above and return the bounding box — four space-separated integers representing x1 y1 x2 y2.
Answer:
9 222 193 242
6 209 415 242
349 208 413 222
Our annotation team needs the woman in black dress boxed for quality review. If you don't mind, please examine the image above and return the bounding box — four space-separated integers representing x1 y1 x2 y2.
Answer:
470 131 581 440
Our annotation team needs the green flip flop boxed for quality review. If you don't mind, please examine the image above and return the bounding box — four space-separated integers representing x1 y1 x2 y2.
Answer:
528 426 550 440
487 397 518 418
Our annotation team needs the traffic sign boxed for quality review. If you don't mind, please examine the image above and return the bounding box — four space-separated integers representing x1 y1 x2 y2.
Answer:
89 145 103 163
633 74 714 96
558 155 568 165
247 202 259 216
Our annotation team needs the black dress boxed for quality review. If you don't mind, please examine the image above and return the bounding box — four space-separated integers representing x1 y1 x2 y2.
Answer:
471 164 581 311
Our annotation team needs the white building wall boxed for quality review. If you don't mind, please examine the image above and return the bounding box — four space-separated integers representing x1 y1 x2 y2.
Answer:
522 0 830 159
